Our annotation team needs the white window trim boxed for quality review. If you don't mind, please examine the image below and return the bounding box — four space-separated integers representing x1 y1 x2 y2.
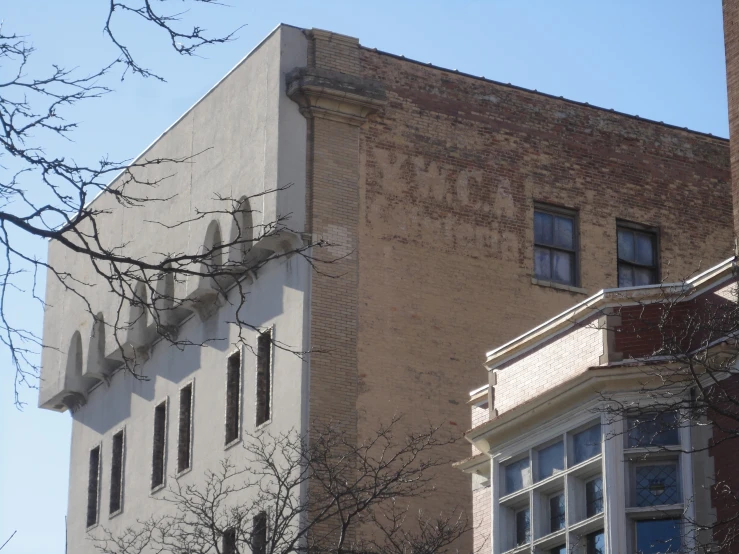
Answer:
488 399 695 554
224 347 243 450
255 325 275 430
108 426 126 519
150 396 169 495
176 379 195 477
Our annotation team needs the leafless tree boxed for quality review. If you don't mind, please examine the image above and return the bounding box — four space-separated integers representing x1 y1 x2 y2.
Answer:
2 3 328 406
92 417 470 554
586 272 739 552
0 530 16 552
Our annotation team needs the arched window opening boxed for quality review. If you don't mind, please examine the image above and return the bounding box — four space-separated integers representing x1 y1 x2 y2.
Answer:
66 331 83 382
203 220 224 273
153 268 175 326
228 197 254 266
86 313 107 379
127 281 149 345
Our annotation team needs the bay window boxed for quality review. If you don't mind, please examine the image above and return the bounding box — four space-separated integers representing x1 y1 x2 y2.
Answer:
491 407 690 553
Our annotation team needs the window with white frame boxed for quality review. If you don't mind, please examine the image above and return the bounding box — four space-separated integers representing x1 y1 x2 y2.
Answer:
624 411 683 554
497 421 604 554
493 410 689 554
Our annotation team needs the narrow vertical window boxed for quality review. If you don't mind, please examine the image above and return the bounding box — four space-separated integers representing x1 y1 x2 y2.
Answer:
152 400 167 489
178 383 193 472
617 222 658 287
109 430 124 514
515 507 530 546
225 351 241 445
223 528 237 554
534 206 578 286
256 330 272 426
86 445 101 528
549 493 565 532
252 512 267 554
586 476 604 517
586 530 605 554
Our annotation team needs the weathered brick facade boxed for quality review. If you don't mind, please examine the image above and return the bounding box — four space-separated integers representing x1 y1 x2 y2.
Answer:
300 27 734 549
717 3 739 548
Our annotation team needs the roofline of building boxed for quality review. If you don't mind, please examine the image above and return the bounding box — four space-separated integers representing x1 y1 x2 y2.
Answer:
362 46 729 142
484 256 737 370
77 23 302 219
75 24 727 229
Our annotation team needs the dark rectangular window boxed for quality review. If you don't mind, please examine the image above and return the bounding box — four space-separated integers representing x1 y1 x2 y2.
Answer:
586 530 605 554
223 528 237 554
225 351 241 444
515 507 530 546
152 400 167 489
635 463 680 507
534 206 577 286
252 512 267 554
572 424 602 464
635 518 681 553
256 330 272 426
537 441 564 481
617 223 658 287
109 430 124 514
586 476 604 517
86 445 101 528
504 457 530 494
178 383 193 473
549 493 565 532
627 411 680 448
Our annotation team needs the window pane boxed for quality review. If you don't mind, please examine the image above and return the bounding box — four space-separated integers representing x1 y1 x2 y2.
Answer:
534 247 552 280
505 457 530 494
636 519 681 553
634 267 656 286
552 251 574 285
635 464 680 507
586 477 604 517
549 493 565 532
572 425 601 465
636 232 655 266
553 215 574 249
628 412 680 448
551 547 567 554
618 229 635 262
537 441 564 481
516 507 530 546
587 531 605 554
535 211 554 245
618 264 634 287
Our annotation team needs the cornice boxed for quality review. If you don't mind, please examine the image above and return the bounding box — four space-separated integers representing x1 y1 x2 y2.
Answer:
286 67 387 126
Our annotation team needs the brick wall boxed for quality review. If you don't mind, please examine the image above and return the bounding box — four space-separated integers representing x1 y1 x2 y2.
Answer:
472 481 491 553
710 373 739 553
352 44 732 541
724 0 739 235
614 281 737 359
493 320 603 415
303 29 734 552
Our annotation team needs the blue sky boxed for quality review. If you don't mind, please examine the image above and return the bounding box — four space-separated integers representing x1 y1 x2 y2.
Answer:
0 1 729 553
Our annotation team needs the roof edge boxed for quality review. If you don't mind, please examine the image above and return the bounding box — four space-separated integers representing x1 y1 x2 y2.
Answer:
81 23 303 215
484 256 737 370
362 46 728 142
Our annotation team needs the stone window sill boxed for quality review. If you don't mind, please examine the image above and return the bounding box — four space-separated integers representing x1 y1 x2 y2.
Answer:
531 277 588 295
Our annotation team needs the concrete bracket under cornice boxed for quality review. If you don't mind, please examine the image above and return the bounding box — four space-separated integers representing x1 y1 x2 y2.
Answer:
286 67 387 126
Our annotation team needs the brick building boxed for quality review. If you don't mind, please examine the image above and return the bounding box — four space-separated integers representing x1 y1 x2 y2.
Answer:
38 24 734 552
455 3 739 553
458 259 739 553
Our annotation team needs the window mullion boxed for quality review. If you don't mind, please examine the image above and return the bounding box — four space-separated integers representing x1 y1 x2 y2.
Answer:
602 413 626 553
